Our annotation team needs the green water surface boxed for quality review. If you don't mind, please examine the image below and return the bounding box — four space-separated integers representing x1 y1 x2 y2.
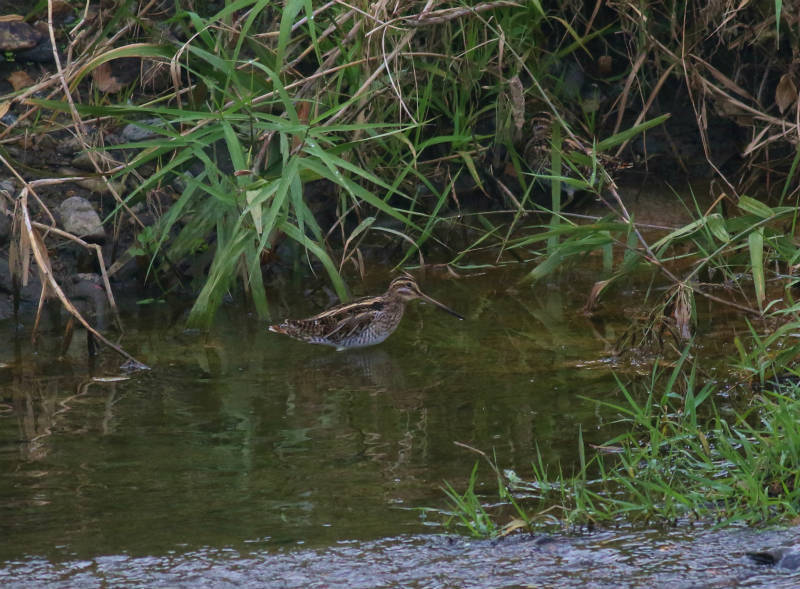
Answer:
0 269 625 559
2 265 775 588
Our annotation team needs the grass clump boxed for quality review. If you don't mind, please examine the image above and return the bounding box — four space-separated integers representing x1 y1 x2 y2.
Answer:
435 347 800 538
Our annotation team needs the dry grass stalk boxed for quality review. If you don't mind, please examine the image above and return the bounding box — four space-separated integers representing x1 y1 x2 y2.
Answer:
5 180 148 369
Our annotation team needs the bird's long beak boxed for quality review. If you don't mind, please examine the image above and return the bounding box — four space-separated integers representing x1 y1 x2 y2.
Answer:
420 293 464 320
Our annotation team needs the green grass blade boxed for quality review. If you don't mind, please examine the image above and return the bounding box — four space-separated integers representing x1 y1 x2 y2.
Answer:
749 227 765 309
280 222 347 301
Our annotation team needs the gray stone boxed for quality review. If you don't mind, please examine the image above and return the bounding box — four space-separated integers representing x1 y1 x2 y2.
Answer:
0 21 41 51
67 273 108 329
0 208 9 246
16 37 56 63
56 136 82 155
121 118 164 142
0 258 43 302
70 151 95 171
58 196 106 242
749 548 800 570
0 179 15 194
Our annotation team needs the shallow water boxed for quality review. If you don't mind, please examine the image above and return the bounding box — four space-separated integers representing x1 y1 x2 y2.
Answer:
1 266 797 586
4 526 800 588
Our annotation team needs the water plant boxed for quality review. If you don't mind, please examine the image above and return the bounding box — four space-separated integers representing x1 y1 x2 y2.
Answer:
435 343 800 537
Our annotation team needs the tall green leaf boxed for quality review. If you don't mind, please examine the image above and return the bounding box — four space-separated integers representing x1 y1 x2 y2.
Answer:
748 227 765 310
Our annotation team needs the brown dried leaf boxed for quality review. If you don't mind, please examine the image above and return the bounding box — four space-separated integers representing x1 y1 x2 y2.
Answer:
499 518 529 537
7 70 33 91
9 204 30 287
296 100 310 124
671 287 693 341
0 14 23 22
509 75 525 134
776 74 798 114
92 62 124 93
292 101 311 150
32 228 51 277
698 58 756 102
583 279 611 313
597 55 612 75
0 101 9 121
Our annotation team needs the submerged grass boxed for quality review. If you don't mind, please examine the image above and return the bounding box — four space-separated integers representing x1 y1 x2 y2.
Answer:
436 344 800 538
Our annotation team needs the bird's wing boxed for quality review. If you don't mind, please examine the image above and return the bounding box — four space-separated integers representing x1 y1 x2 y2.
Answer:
323 306 383 343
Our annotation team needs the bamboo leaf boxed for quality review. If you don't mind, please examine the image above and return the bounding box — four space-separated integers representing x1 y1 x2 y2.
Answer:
651 217 707 252
69 44 174 90
458 151 484 191
245 188 264 235
521 251 564 282
748 227 765 309
189 229 250 326
706 213 730 243
300 157 420 232
221 120 245 169
245 245 269 320
738 195 774 219
344 216 376 252
276 0 304 71
595 114 671 151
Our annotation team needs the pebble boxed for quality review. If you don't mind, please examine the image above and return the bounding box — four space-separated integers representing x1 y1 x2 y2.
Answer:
121 118 165 142
749 548 800 570
57 196 106 242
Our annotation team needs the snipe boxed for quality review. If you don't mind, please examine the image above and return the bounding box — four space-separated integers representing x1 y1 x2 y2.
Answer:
269 274 463 351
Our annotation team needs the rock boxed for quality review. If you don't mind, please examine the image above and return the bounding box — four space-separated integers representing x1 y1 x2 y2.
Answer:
67 273 108 329
56 136 83 155
75 177 126 196
0 208 9 247
56 167 126 195
120 359 150 372
46 1 76 25
0 20 41 51
749 548 800 570
121 118 165 142
70 151 95 171
57 196 106 242
16 37 56 64
0 111 16 126
0 258 43 302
